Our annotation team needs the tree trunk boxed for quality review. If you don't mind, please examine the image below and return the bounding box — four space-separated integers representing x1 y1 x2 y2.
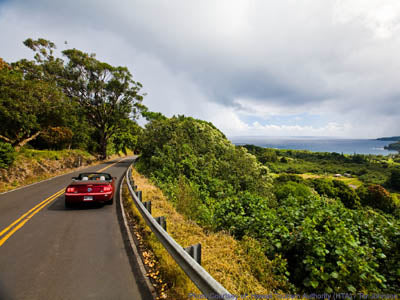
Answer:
99 133 108 160
0 135 13 144
14 131 42 151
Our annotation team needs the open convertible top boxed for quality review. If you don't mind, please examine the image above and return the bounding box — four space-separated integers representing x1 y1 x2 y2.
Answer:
74 172 113 181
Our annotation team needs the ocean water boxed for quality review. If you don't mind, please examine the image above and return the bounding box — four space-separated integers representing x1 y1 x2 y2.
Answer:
230 136 398 156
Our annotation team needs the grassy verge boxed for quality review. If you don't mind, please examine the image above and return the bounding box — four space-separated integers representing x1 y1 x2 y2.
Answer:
0 149 127 193
15 148 93 162
123 167 285 300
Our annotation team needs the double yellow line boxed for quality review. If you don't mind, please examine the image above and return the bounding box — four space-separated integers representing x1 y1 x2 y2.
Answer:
0 188 65 247
0 158 126 248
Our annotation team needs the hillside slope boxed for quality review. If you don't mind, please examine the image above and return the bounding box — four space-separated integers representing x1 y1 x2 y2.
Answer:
0 149 95 192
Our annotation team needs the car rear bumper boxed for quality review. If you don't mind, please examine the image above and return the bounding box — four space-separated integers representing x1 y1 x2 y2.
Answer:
65 193 113 204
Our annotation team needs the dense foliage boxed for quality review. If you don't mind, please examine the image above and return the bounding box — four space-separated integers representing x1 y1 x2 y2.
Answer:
0 62 69 149
389 169 400 190
137 115 273 225
386 141 400 151
60 48 144 159
257 195 400 293
0 38 144 166
138 116 400 294
0 142 16 169
243 145 399 187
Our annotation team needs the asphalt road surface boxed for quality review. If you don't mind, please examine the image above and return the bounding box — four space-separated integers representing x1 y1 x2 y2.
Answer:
0 157 152 300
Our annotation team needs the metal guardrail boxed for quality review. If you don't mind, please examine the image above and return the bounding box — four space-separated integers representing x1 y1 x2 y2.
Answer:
125 166 234 300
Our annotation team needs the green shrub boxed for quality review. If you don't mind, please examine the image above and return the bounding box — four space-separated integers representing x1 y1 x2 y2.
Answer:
358 184 398 213
332 180 360 208
137 115 274 228
307 178 336 198
213 191 275 239
137 116 400 294
274 174 305 184
388 169 400 190
306 178 360 208
280 157 288 163
239 236 292 291
0 142 16 169
258 195 398 293
274 181 312 202
174 175 213 226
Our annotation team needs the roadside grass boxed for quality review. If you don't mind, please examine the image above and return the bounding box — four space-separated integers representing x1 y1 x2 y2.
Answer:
125 167 281 300
16 148 93 162
0 149 128 193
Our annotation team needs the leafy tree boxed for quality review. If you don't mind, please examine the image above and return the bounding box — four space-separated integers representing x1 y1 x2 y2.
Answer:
59 49 144 159
258 150 278 163
274 181 312 202
14 39 65 84
0 58 11 71
31 126 73 150
0 64 69 149
137 115 274 227
19 39 144 158
352 154 367 163
0 141 16 169
308 178 336 198
388 169 400 190
358 184 397 213
140 106 167 122
2 38 145 158
332 180 360 209
137 115 400 294
111 119 142 155
274 174 305 184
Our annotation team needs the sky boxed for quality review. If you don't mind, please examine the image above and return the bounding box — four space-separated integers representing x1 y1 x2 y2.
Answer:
1 0 399 138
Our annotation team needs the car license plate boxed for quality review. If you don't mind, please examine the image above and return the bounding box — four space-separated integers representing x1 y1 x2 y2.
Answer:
83 196 93 201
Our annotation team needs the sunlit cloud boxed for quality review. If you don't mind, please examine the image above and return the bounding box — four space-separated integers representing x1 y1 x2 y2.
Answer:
1 0 399 138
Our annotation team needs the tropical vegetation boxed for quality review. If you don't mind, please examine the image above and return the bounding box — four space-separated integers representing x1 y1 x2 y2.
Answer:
136 115 400 294
2 38 400 295
0 38 143 169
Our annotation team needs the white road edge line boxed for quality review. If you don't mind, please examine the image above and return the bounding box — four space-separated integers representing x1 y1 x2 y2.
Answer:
119 173 157 300
0 157 131 196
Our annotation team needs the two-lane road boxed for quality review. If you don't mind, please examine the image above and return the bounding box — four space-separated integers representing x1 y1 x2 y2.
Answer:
0 157 151 300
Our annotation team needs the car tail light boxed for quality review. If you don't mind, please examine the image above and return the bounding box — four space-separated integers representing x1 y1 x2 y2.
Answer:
66 187 75 193
103 185 112 192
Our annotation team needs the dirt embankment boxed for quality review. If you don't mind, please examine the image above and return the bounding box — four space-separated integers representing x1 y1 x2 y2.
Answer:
0 150 97 193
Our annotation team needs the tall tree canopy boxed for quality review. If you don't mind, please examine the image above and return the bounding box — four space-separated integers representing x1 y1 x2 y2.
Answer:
61 49 144 158
0 60 69 148
17 38 145 158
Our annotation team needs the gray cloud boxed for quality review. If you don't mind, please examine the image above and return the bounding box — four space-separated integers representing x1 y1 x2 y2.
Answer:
1 0 400 137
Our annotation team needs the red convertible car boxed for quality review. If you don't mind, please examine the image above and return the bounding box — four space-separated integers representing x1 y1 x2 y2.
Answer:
65 172 116 207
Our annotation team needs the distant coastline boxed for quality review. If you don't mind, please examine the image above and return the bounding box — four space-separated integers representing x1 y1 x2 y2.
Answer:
376 136 400 152
230 136 398 155
376 136 400 141
385 141 400 151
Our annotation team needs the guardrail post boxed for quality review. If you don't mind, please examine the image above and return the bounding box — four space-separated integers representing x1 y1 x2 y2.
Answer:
155 216 167 231
184 243 202 265
125 166 232 298
136 190 142 202
143 201 151 214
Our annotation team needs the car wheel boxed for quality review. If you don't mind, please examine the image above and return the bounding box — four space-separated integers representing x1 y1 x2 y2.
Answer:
106 198 114 205
65 201 73 208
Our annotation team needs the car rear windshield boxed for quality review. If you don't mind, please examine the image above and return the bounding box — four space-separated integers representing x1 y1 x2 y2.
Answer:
77 173 112 181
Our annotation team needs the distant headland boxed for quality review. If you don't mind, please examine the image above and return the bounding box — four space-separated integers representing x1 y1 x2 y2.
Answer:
377 136 400 141
377 136 400 151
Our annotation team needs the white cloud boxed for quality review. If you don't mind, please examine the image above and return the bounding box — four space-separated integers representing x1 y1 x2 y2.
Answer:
1 0 400 138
